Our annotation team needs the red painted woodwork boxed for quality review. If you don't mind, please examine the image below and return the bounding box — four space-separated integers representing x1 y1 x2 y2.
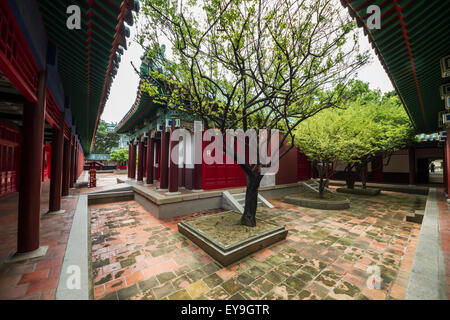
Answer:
444 128 450 191
78 145 85 178
201 139 246 190
0 0 39 103
297 151 311 181
146 137 154 184
45 90 62 130
42 143 51 181
0 124 21 198
370 156 384 183
156 140 161 180
275 140 298 185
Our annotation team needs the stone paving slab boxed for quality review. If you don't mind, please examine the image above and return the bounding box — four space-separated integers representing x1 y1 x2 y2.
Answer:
91 190 426 300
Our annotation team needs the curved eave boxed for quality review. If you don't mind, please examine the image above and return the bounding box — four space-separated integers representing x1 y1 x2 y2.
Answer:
36 0 139 152
115 81 162 134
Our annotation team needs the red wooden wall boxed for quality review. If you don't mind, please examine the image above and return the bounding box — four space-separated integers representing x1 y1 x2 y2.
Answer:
77 145 85 179
42 143 51 181
201 139 246 190
0 124 21 198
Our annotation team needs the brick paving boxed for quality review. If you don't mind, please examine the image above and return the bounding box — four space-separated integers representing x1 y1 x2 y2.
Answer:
0 171 127 300
0 181 79 300
91 190 427 300
437 189 450 299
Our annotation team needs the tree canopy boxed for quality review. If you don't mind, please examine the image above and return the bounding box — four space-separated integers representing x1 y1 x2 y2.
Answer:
295 81 416 192
136 0 369 225
91 120 120 154
110 148 129 164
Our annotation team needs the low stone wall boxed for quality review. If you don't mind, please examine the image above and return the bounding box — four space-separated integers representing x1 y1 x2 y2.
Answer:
283 195 350 210
132 182 305 219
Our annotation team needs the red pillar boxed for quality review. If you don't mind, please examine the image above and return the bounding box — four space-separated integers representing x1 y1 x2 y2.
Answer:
69 135 75 188
444 143 448 193
142 142 147 178
446 128 450 194
408 147 415 185
137 140 144 181
193 130 203 191
130 143 136 179
62 130 71 196
17 70 47 253
49 111 65 212
168 125 179 193
127 143 132 178
160 127 169 190
146 136 154 184
73 142 78 183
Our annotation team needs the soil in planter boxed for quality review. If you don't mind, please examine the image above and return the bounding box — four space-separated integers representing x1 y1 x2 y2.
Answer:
183 211 279 247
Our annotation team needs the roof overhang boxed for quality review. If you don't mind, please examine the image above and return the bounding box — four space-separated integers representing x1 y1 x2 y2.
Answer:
341 0 450 133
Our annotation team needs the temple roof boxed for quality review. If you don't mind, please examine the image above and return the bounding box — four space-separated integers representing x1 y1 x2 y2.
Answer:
35 0 139 151
341 0 450 133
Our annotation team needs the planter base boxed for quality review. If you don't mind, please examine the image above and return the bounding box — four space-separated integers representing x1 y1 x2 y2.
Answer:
178 211 288 266
336 187 381 196
283 194 350 210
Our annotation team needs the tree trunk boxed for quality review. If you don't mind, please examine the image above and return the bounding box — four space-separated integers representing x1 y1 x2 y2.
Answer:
345 164 356 189
361 161 367 189
316 162 325 198
241 173 263 227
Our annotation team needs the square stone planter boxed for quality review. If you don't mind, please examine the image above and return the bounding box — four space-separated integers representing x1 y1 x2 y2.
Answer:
178 211 288 266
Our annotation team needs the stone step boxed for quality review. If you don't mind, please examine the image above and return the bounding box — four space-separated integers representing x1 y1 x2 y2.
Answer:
406 212 424 224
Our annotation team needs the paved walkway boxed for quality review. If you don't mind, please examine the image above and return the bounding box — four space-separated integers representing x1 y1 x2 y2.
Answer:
91 190 426 300
0 181 79 299
438 190 450 298
0 172 126 300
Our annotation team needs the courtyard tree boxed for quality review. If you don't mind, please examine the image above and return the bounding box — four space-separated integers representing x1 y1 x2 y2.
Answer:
136 0 369 226
110 148 129 165
295 86 416 191
91 120 120 154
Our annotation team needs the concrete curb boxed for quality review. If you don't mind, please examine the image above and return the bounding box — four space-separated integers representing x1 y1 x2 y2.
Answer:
56 194 91 300
405 188 446 300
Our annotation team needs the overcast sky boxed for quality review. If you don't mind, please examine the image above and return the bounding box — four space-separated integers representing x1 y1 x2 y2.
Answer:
101 19 394 124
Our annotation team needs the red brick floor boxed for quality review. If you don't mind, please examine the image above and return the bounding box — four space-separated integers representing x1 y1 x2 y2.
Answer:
0 171 127 300
91 190 426 300
437 189 450 299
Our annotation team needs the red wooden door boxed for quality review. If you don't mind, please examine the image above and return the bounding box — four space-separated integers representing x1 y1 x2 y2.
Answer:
201 139 246 190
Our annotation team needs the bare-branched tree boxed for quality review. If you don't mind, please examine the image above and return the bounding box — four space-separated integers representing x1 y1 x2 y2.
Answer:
135 0 369 226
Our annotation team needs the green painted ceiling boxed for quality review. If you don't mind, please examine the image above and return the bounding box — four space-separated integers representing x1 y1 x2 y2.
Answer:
36 0 136 152
341 0 450 133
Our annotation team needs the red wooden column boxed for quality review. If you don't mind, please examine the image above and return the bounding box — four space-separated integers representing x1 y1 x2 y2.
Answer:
193 128 203 191
69 135 75 188
159 126 169 190
137 139 144 181
168 122 179 193
146 135 154 184
62 129 72 196
73 142 78 183
142 142 147 178
130 143 136 179
444 142 448 194
127 143 132 178
408 146 415 185
48 111 65 213
444 128 450 194
17 70 47 254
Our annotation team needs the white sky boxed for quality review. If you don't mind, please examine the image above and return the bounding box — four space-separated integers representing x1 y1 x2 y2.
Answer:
101 15 394 124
